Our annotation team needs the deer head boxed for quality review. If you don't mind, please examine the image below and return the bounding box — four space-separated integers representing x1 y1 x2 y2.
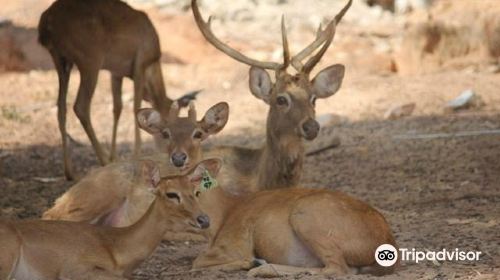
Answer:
192 0 351 141
137 101 229 169
141 158 222 232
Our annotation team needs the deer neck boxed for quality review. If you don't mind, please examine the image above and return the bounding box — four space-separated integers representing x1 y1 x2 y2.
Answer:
201 186 240 239
110 197 170 271
258 120 304 189
145 61 171 117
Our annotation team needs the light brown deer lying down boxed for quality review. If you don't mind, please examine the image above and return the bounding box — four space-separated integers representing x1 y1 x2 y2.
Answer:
192 159 398 277
193 0 351 192
38 0 200 180
42 102 229 229
0 159 216 280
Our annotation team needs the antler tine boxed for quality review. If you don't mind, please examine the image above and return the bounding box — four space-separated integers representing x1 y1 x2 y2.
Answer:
187 101 197 121
290 0 352 72
302 23 336 74
281 15 290 70
192 0 282 70
168 101 180 121
316 23 323 36
290 26 326 71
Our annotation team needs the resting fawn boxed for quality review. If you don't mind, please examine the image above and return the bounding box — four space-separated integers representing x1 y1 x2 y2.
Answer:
43 102 228 233
0 159 219 280
191 158 398 277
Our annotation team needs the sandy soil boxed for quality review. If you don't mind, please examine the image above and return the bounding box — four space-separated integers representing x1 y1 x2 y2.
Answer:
0 0 499 279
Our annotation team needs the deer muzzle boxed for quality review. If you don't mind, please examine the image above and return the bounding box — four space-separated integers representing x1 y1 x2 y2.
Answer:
171 152 188 168
301 118 320 140
196 214 210 229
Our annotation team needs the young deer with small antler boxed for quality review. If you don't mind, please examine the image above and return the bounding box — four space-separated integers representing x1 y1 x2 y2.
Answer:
38 0 199 180
193 0 350 192
42 102 229 233
0 159 217 280
191 159 398 277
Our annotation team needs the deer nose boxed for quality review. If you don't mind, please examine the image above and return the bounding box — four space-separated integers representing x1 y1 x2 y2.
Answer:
302 118 320 140
196 214 210 229
171 152 187 167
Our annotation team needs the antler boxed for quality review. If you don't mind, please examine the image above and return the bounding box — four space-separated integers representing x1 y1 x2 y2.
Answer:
168 101 180 120
281 15 290 70
192 0 351 74
291 0 352 73
187 101 197 121
192 0 287 71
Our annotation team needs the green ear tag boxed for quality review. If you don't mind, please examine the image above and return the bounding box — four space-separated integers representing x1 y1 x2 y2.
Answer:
200 170 218 192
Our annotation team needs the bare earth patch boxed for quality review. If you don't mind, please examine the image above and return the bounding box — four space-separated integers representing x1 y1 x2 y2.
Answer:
0 0 499 279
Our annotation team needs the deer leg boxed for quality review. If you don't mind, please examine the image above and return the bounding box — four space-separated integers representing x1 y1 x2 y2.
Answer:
110 75 123 161
289 210 352 276
248 263 321 277
132 64 146 157
193 259 255 272
50 52 74 180
61 268 126 280
0 224 21 279
192 240 255 272
74 66 109 165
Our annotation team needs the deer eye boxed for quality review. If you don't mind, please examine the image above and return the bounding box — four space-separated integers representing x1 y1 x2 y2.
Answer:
310 95 317 106
161 129 171 139
193 130 203 139
276 96 288 106
195 190 201 197
165 192 180 203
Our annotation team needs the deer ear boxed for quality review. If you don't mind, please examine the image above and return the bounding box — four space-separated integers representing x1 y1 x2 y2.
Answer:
141 160 161 192
200 102 229 136
187 158 223 183
137 108 163 134
249 67 272 103
311 64 345 98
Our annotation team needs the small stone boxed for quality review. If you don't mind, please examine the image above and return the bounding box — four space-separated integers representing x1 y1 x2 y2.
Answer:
486 64 500 74
316 113 349 126
384 103 416 120
445 89 479 111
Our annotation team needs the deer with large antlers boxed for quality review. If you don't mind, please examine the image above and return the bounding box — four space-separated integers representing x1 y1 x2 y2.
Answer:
191 159 398 277
193 0 351 192
0 159 216 280
42 102 229 235
38 0 199 180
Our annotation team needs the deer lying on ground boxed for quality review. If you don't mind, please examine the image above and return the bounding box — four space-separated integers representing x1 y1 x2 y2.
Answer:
42 0 351 245
38 0 199 180
193 0 350 192
0 159 216 280
42 102 229 232
192 159 398 277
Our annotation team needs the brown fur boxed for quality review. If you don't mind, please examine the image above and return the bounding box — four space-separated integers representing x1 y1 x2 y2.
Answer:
43 104 229 241
205 69 345 198
193 0 349 192
137 102 229 170
194 164 398 277
38 0 176 180
0 160 210 280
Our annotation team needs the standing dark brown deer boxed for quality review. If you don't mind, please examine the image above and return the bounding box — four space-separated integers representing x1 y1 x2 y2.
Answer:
193 0 351 192
38 0 198 180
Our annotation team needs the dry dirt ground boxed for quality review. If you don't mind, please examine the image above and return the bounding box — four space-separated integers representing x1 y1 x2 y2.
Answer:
0 0 499 279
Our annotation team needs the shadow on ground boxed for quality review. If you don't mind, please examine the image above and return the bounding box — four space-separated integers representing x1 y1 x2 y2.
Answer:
0 113 499 279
